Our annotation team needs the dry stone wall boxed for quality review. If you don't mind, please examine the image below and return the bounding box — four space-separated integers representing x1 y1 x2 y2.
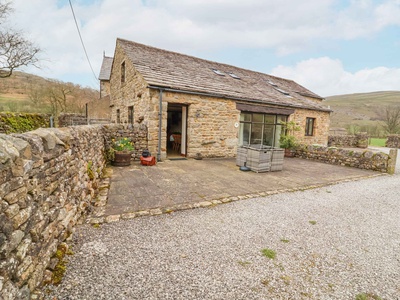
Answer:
0 124 148 299
294 144 395 173
328 133 369 148
103 124 148 160
386 135 400 148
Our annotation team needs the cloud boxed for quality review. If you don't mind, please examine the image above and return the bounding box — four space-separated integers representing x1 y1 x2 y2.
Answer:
7 0 400 92
271 57 400 97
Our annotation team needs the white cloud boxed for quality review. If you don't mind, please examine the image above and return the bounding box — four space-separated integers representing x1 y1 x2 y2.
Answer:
271 57 400 97
6 0 400 92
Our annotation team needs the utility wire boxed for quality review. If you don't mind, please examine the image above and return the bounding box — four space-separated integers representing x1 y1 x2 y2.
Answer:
68 0 98 81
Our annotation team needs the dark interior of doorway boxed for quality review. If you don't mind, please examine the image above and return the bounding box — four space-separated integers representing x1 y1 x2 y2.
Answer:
167 105 182 158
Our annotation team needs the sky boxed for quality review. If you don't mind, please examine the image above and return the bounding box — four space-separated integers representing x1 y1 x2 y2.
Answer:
7 0 400 97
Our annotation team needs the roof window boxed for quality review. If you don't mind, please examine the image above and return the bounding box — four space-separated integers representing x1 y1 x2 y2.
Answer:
212 69 225 76
274 87 290 96
267 80 277 86
228 72 240 79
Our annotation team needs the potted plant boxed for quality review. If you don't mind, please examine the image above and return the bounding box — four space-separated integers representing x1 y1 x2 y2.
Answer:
109 137 134 166
279 121 300 157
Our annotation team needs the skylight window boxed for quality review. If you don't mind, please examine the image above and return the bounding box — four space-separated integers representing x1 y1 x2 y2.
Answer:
274 87 290 95
228 72 240 79
212 69 225 76
267 80 277 86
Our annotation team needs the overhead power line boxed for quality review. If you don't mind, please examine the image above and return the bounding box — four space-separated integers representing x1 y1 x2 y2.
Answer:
68 0 98 81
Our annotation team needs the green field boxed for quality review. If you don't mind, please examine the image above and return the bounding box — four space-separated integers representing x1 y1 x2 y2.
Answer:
369 138 386 147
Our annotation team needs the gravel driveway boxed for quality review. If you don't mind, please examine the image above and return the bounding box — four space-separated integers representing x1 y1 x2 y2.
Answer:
45 175 400 300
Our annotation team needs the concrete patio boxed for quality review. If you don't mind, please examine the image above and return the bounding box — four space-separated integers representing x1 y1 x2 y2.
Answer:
88 157 385 223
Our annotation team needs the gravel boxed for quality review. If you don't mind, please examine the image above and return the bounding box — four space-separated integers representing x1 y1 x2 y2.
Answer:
44 174 400 300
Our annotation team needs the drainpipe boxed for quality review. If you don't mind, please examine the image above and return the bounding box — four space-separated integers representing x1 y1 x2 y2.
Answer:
157 88 163 162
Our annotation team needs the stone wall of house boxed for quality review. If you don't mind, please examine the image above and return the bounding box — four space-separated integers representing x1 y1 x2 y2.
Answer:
328 133 369 148
0 126 107 299
290 108 331 146
294 144 396 173
160 91 239 159
87 96 111 121
386 135 400 148
109 43 150 125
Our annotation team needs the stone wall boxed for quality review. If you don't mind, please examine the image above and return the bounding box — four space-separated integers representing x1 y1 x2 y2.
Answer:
291 108 331 146
328 133 369 148
386 135 400 148
0 124 148 299
58 114 87 127
294 144 396 173
103 124 148 160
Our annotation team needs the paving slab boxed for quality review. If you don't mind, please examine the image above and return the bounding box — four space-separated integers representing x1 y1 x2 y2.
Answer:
99 157 383 219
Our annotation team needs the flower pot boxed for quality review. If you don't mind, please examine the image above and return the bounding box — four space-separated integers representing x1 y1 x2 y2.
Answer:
112 151 131 166
284 148 295 158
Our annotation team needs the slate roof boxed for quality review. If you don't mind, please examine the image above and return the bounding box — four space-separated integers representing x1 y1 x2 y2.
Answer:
99 56 113 81
117 38 331 112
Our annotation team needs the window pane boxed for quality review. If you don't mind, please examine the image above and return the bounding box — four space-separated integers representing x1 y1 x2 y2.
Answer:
277 115 287 124
250 123 263 146
263 125 274 147
252 114 263 123
240 113 251 122
239 123 251 146
274 125 283 147
264 115 275 124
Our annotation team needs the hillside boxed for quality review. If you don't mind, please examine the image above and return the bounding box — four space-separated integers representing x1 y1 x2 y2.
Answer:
0 71 99 114
325 91 400 135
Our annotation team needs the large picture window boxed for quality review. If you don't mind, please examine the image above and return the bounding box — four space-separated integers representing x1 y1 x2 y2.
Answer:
239 113 287 148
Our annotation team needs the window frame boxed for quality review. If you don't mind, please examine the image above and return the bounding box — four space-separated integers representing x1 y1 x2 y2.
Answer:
239 112 287 148
128 106 134 124
121 61 126 83
305 117 315 136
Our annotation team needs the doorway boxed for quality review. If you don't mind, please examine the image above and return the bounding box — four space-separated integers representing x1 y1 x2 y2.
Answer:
167 104 187 158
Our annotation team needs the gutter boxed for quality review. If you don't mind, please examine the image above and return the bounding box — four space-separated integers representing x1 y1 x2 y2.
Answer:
157 88 163 162
147 85 332 113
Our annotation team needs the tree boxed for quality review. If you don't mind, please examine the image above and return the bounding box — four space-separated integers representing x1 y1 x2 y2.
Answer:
377 105 400 134
0 1 40 78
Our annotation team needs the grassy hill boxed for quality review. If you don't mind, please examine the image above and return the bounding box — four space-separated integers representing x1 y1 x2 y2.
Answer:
325 91 400 136
0 71 99 113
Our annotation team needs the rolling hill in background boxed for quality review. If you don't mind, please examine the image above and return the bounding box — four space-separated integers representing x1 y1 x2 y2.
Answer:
324 91 400 135
0 71 99 113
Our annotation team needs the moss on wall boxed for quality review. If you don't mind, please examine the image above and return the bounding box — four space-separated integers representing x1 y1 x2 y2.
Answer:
0 112 50 134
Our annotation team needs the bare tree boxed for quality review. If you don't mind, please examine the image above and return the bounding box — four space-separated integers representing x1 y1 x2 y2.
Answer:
0 1 40 78
378 105 400 134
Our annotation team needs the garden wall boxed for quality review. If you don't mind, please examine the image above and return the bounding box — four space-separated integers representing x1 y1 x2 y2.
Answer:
328 133 368 148
386 135 400 148
58 113 87 127
294 144 397 173
0 124 148 299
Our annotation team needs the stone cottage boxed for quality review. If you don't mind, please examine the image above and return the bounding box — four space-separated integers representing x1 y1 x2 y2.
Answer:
106 38 331 160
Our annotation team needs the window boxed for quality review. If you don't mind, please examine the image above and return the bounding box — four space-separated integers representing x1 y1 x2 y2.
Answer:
228 72 240 79
121 61 126 83
212 69 225 76
116 109 121 124
239 113 287 148
128 106 134 124
305 117 315 136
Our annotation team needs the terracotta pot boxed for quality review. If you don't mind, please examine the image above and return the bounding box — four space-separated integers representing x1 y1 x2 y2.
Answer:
284 148 295 157
112 151 131 166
